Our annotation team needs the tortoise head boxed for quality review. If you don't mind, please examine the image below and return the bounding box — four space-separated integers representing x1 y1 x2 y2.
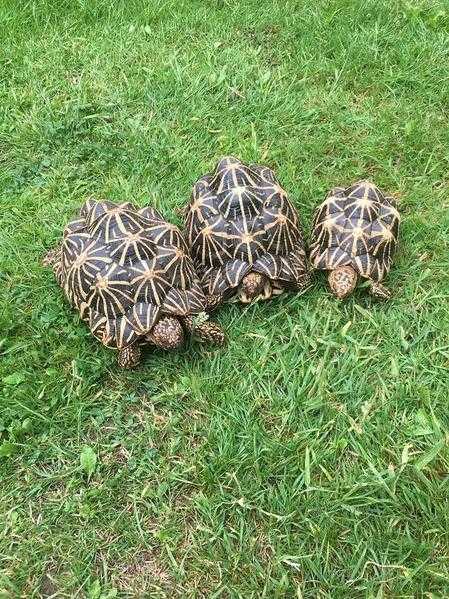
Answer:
239 272 271 303
328 266 358 299
146 316 184 349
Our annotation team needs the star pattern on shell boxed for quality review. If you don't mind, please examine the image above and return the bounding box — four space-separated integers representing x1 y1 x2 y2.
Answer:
185 156 309 297
310 181 400 282
54 199 209 350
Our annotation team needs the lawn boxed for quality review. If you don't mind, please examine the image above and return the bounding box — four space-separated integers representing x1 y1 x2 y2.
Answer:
1 0 449 596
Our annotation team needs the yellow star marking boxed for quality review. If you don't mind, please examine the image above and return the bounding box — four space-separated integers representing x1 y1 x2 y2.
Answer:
324 218 342 232
201 226 213 237
73 253 87 267
356 197 373 208
276 213 287 224
96 277 108 289
190 198 204 211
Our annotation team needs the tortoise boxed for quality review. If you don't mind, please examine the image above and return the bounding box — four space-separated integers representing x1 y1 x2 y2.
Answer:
309 180 400 299
184 156 311 307
43 198 225 367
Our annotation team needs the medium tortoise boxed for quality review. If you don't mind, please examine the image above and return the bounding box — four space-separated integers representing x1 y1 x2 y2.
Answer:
43 199 225 367
184 156 310 306
309 180 400 299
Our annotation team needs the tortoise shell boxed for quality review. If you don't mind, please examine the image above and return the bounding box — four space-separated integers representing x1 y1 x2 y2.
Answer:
184 156 309 298
57 199 206 349
309 181 400 282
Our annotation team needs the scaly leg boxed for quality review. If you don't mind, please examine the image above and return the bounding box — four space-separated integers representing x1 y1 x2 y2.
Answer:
262 279 274 300
369 281 391 300
43 246 62 268
43 245 64 286
295 270 313 293
182 313 225 345
205 294 223 312
118 343 141 368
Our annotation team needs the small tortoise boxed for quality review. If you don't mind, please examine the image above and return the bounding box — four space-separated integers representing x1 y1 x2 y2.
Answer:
309 181 400 299
44 199 225 367
184 156 310 306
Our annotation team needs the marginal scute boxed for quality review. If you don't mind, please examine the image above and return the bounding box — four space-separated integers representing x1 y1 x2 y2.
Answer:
63 217 86 237
138 206 165 222
62 231 91 270
184 281 209 313
128 302 160 335
310 181 400 282
89 309 107 339
104 314 141 349
253 253 296 284
224 259 252 288
201 264 244 296
185 157 308 299
162 288 193 316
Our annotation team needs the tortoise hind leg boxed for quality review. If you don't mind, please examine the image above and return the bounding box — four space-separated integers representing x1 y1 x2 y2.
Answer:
182 314 225 345
43 245 64 286
369 281 391 300
290 249 313 293
118 343 141 368
295 270 313 293
43 245 62 268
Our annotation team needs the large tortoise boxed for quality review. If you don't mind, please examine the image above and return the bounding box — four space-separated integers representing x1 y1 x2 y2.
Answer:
309 180 400 299
184 156 311 306
43 199 225 367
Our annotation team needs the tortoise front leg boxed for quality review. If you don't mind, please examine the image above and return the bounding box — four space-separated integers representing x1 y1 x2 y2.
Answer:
118 343 141 368
262 279 274 299
369 281 392 300
182 313 225 345
204 294 223 312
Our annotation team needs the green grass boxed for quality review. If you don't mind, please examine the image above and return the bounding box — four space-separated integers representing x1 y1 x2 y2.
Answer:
1 0 449 596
